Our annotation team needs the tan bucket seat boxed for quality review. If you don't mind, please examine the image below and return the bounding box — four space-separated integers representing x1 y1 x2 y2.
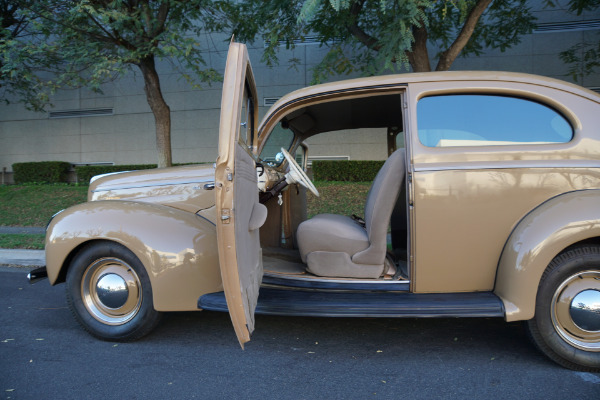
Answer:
297 149 406 278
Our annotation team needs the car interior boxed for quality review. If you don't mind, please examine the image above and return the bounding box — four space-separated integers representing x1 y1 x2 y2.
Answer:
256 92 410 284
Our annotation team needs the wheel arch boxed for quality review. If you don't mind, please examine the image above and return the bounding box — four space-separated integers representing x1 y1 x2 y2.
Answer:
46 200 222 311
494 189 600 322
53 239 99 285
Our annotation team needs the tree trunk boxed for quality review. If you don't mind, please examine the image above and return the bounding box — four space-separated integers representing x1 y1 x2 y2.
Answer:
407 24 431 72
138 56 172 168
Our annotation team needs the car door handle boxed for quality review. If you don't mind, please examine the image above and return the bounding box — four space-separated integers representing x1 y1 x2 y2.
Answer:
203 183 215 190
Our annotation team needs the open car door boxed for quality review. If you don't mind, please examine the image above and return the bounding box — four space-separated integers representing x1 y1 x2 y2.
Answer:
215 42 267 347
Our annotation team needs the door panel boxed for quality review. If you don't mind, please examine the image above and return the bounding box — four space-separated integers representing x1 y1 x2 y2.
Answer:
215 42 265 347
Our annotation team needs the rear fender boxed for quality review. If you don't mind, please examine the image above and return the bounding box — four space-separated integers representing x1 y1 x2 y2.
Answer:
495 190 600 321
46 200 221 311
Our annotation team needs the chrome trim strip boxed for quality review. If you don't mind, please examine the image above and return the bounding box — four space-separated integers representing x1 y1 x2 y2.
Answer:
90 171 130 184
46 209 65 231
264 271 409 285
414 160 600 173
92 179 214 192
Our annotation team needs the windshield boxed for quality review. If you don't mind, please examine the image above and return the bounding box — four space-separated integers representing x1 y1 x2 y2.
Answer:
259 122 295 167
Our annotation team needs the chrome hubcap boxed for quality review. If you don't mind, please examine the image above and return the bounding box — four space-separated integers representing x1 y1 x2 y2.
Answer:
81 258 142 325
570 290 600 331
552 271 600 351
96 273 129 309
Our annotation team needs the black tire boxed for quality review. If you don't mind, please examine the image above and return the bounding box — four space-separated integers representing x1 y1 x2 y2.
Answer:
66 241 162 341
526 245 600 371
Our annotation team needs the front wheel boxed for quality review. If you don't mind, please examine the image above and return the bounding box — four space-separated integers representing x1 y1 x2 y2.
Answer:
66 241 162 341
527 245 600 371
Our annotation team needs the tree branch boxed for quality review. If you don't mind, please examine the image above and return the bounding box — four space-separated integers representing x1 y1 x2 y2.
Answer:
347 0 381 51
156 1 169 30
435 0 493 71
85 13 138 51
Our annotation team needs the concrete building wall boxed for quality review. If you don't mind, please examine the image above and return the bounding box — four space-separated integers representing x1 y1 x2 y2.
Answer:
1 1 599 175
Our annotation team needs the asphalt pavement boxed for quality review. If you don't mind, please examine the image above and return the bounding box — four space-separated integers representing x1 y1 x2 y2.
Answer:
1 266 600 399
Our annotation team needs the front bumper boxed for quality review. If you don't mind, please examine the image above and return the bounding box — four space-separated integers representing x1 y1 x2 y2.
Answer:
27 267 48 284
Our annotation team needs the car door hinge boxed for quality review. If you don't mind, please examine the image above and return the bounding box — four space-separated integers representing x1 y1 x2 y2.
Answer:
221 209 231 224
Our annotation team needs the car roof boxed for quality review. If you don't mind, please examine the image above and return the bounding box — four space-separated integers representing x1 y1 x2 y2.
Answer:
259 71 600 130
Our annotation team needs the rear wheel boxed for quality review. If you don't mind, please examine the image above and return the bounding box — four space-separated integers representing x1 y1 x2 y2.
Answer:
527 245 600 371
66 241 162 341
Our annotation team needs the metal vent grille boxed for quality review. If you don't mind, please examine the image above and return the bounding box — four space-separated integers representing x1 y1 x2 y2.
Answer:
266 35 325 47
307 155 350 167
534 20 600 33
263 97 280 107
49 108 113 119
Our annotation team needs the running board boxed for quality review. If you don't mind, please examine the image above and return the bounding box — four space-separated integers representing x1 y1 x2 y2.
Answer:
198 288 505 318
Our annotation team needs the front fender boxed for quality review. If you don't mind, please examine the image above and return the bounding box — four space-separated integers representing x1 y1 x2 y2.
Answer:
46 200 221 311
495 190 600 321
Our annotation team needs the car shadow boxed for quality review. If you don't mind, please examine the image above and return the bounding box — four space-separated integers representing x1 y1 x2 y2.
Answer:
152 310 550 368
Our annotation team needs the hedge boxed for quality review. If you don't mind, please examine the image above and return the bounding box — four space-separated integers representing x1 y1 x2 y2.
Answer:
75 164 157 183
12 161 72 184
11 160 381 184
312 160 385 182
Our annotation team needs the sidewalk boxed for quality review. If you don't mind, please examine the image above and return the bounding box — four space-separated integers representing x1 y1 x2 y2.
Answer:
0 248 45 266
0 226 45 266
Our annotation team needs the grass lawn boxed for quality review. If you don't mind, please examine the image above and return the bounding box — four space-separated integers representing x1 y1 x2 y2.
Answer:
0 234 46 250
1 181 369 249
0 184 89 226
308 181 370 218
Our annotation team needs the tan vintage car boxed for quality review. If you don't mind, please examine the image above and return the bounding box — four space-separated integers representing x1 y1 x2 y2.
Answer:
30 43 600 371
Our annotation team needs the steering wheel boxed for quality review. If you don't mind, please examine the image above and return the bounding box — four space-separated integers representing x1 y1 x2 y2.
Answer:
281 147 319 197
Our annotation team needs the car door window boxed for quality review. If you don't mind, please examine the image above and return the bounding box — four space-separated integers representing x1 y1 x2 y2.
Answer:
240 82 255 147
294 145 306 170
417 94 573 147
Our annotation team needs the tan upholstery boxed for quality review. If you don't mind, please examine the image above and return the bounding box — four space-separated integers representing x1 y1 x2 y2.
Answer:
297 149 406 278
297 214 369 263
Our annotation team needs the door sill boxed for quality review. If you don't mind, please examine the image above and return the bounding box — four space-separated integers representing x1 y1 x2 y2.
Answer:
262 272 410 292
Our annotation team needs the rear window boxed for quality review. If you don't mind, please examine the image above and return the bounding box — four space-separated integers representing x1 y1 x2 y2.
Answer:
417 95 573 147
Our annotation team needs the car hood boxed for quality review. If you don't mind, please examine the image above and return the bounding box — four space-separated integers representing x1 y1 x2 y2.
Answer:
88 164 216 214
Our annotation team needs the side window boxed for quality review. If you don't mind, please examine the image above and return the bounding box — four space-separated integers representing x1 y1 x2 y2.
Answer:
417 95 573 147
